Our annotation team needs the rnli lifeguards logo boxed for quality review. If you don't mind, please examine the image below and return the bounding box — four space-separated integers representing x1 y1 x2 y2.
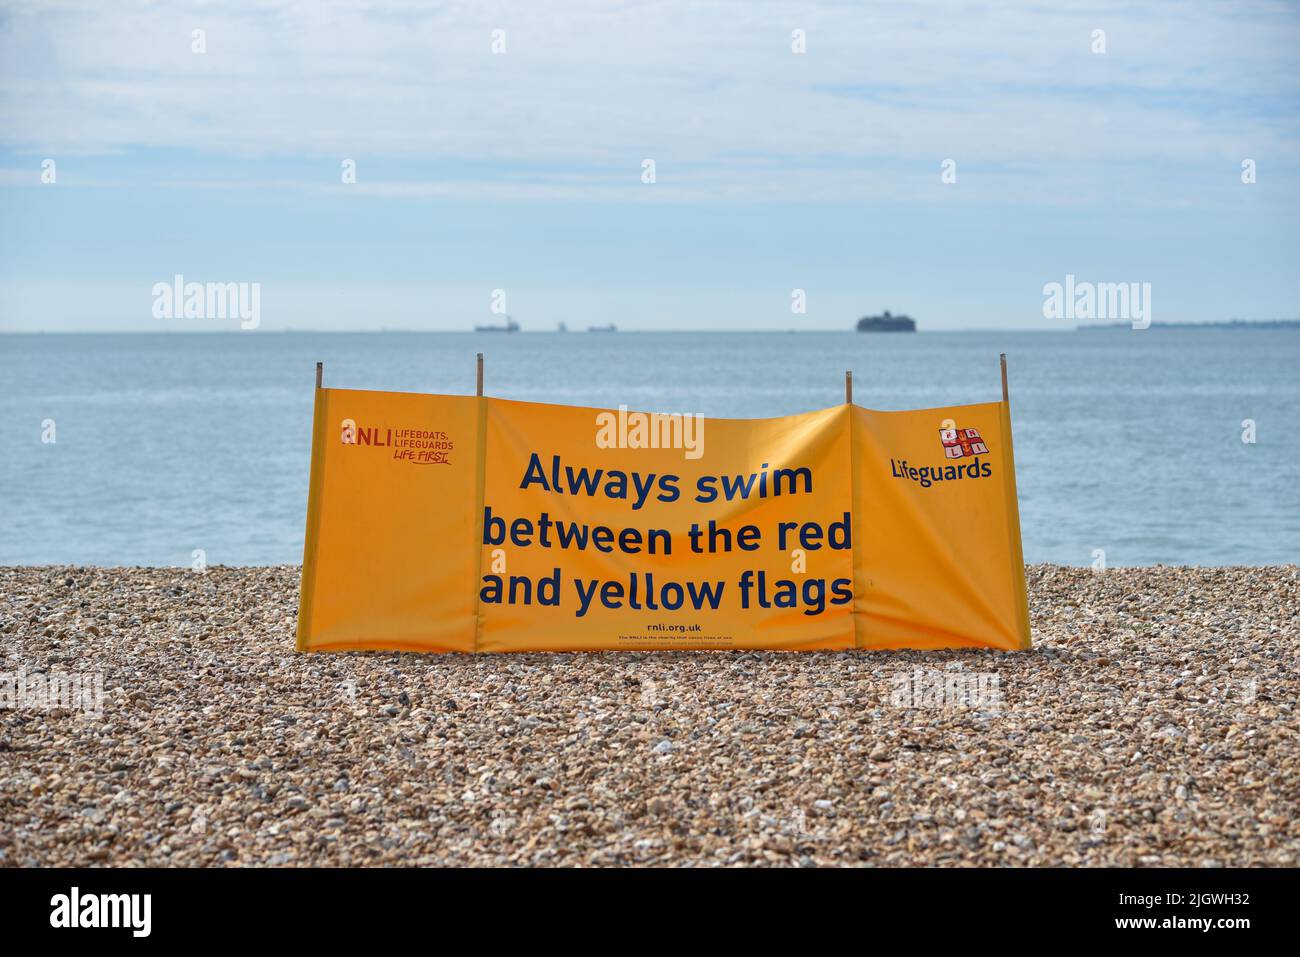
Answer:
340 419 454 464
940 427 988 459
890 424 992 487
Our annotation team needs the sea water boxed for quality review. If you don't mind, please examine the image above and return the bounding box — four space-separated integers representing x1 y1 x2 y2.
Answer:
1 329 1296 566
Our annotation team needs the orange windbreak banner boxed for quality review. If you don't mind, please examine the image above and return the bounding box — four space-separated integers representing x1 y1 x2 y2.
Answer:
297 389 1030 652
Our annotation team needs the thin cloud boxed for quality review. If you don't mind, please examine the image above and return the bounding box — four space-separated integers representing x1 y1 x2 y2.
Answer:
1 0 1296 205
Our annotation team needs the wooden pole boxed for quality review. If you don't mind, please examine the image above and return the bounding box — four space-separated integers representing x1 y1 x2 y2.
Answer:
315 361 322 390
845 370 853 404
476 353 484 396
1000 353 1009 403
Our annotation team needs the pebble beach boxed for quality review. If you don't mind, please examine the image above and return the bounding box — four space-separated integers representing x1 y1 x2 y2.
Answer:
1 564 1296 867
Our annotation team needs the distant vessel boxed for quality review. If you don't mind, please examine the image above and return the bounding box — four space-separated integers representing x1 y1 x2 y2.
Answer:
1078 319 1300 331
856 310 916 332
557 321 567 333
588 323 617 333
475 316 519 333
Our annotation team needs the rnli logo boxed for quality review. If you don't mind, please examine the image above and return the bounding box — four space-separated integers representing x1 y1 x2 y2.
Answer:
890 422 992 488
940 426 988 459
340 419 454 465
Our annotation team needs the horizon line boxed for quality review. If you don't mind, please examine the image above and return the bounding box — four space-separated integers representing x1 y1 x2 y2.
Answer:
3 322 1296 336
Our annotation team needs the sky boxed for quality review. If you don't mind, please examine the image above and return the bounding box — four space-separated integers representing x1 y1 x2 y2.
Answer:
1 0 1298 332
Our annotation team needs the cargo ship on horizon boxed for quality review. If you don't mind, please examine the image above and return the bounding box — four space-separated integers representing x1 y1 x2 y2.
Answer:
475 316 520 333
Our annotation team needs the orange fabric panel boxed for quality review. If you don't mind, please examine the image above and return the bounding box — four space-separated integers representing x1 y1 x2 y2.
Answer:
477 398 854 652
296 389 481 652
851 402 1030 650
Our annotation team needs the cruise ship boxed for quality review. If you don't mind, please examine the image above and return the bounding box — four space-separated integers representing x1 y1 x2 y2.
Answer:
856 310 916 332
